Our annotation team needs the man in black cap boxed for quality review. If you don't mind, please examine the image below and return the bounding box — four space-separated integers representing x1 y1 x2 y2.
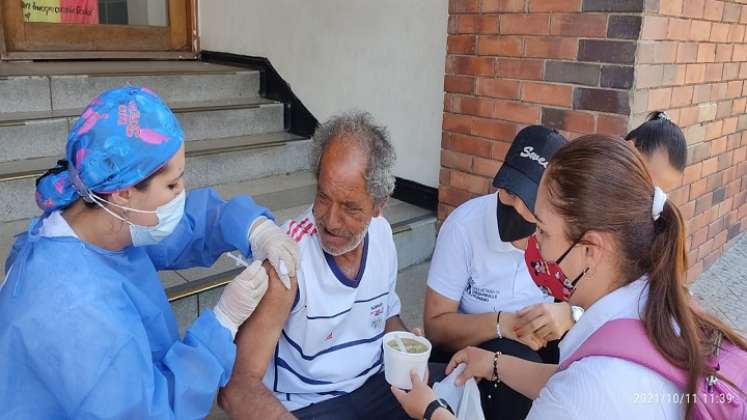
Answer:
423 125 572 420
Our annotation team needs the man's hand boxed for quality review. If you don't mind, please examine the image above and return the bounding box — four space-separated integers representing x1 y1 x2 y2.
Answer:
515 302 574 342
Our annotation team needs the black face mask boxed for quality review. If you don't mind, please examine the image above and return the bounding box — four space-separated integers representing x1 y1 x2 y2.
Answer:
496 200 536 243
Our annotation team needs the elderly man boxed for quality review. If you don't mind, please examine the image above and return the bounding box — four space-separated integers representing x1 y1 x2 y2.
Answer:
219 112 415 419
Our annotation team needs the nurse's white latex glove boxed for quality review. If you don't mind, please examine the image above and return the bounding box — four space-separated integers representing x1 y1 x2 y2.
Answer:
248 217 298 289
214 260 269 339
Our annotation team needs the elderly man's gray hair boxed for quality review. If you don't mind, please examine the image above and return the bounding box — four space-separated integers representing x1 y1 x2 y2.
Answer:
310 112 396 206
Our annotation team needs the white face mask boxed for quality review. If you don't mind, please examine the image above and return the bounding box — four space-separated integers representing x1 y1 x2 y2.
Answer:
88 190 186 246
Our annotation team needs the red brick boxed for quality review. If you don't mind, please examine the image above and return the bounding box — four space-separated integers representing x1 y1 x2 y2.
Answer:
501 14 551 35
443 112 472 134
728 24 745 43
496 58 544 80
705 63 724 82
454 15 500 34
441 149 473 172
524 37 578 59
521 82 573 107
494 100 541 124
492 141 511 160
682 0 705 18
678 106 699 126
641 16 669 40
478 36 523 56
710 23 730 43
482 0 524 13
476 78 520 99
470 117 518 141
683 163 702 184
446 95 495 117
668 18 691 41
550 14 607 37
648 88 672 111
449 0 480 13
690 20 712 42
446 56 495 76
542 108 595 133
702 157 719 176
660 0 683 16
445 75 476 94
733 44 747 62
685 64 706 84
705 120 723 140
473 156 501 177
691 178 708 199
451 170 490 195
446 132 493 156
703 0 724 21
596 114 629 136
529 0 580 12
448 35 477 54
716 44 733 62
697 43 716 63
677 42 699 63
671 86 694 107
440 185 473 207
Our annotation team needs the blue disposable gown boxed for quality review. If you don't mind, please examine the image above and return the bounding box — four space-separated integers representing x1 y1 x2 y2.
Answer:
0 188 272 419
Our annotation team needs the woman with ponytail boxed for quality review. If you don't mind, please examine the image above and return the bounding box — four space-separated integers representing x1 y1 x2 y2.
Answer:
392 135 746 420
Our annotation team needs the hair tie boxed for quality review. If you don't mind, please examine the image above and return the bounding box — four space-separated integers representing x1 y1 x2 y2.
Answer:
652 186 667 221
656 112 670 121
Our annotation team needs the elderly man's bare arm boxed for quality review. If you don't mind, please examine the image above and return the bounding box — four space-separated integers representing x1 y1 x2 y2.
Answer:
218 261 298 420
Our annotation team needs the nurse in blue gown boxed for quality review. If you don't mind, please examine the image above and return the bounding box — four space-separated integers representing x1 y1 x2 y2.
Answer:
0 86 299 419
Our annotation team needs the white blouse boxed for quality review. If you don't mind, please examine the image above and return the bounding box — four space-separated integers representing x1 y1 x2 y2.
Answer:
526 278 685 420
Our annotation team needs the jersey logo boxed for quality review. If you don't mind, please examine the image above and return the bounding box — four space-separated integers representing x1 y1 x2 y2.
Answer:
325 331 334 341
287 218 318 242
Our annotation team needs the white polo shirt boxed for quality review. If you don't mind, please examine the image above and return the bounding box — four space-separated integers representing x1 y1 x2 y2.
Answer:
427 193 551 314
527 278 684 419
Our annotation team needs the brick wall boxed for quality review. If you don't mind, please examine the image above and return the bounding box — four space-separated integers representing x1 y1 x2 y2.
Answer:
440 0 747 280
633 0 747 281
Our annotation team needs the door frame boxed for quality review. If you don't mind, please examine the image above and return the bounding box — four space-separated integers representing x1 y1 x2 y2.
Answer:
0 0 198 60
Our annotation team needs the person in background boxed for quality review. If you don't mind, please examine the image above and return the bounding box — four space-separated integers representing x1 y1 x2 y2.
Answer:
392 135 747 420
0 86 299 418
424 126 573 419
626 111 687 192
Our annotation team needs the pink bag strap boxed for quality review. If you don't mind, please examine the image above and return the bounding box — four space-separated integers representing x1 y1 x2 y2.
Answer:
558 318 688 389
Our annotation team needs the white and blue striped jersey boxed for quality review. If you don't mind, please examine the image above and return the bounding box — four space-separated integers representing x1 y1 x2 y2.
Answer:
262 207 402 411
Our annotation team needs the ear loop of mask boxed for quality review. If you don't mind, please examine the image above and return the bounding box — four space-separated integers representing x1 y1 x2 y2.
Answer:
555 234 589 292
86 191 157 227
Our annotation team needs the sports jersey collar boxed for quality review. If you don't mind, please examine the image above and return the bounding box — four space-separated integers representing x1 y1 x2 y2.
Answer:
323 233 370 288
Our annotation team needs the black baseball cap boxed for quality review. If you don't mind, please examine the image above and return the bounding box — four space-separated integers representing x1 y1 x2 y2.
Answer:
492 125 568 212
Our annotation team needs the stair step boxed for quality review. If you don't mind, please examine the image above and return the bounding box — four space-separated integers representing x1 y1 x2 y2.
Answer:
0 61 260 114
0 97 284 165
0 132 310 224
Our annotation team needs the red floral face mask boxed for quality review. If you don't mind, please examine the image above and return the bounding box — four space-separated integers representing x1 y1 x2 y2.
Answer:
524 234 586 301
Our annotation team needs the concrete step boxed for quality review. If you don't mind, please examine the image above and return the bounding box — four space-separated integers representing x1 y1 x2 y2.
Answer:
162 171 437 335
0 61 260 114
0 132 310 228
0 97 284 164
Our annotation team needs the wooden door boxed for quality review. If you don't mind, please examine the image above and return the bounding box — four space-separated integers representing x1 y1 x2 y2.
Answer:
1 0 195 59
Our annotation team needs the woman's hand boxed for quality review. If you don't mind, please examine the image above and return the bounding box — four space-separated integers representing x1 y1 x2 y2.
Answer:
515 302 574 342
500 311 548 351
445 346 496 386
390 369 435 419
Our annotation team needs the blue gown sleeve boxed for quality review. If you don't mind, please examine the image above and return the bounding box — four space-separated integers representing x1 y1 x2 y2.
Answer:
146 187 273 271
66 310 234 419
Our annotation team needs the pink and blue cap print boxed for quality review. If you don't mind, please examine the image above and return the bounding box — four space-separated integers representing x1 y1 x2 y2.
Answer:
35 86 184 212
